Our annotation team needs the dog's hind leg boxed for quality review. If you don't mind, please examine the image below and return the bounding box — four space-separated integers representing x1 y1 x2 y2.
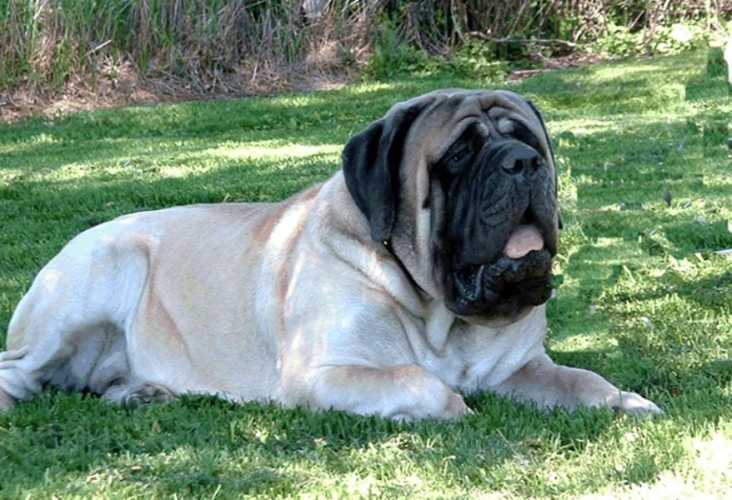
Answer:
0 223 152 411
0 347 29 410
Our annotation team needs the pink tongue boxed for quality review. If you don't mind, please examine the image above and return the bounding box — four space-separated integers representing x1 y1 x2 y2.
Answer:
503 225 544 259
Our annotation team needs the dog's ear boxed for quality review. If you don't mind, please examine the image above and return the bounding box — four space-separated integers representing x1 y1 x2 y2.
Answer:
526 99 562 230
342 100 431 242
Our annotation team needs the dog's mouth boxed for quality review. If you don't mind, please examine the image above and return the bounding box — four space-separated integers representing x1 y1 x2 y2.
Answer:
447 222 553 318
432 131 559 320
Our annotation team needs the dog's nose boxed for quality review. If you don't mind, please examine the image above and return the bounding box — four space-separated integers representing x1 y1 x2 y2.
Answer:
500 143 541 175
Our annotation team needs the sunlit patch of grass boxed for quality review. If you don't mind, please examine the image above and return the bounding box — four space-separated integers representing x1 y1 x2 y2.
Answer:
208 141 342 161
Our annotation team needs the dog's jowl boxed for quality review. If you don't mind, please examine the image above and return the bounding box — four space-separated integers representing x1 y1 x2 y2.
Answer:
0 90 660 419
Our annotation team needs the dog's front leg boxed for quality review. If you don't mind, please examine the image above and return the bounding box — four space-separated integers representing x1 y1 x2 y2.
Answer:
302 364 470 421
490 353 662 415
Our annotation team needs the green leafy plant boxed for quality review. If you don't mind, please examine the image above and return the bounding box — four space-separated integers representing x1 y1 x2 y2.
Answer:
593 23 645 57
450 40 509 82
594 21 710 58
650 23 708 55
363 24 448 80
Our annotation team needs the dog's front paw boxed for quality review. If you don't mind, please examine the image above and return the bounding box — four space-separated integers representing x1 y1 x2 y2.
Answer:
391 390 472 421
607 390 662 416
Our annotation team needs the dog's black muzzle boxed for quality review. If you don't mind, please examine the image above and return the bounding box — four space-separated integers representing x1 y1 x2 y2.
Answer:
443 139 558 319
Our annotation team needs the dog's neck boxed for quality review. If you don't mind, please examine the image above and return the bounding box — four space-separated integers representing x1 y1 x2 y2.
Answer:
381 238 427 297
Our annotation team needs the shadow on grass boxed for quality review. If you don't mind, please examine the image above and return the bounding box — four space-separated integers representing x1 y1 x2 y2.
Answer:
0 73 481 152
1 74 486 180
519 53 703 115
0 386 644 497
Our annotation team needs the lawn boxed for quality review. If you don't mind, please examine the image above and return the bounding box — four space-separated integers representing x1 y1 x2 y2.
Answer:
1 50 731 498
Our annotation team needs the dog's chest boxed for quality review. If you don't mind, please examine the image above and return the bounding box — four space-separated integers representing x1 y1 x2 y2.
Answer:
410 304 547 393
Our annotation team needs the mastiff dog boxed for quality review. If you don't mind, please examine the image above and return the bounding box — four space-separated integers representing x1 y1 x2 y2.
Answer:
0 90 661 419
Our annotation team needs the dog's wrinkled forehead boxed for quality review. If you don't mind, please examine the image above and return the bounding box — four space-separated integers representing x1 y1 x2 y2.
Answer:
341 88 558 245
401 89 553 166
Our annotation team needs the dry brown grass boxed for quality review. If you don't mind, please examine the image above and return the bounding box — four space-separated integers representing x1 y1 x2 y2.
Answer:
0 0 727 122
0 0 377 121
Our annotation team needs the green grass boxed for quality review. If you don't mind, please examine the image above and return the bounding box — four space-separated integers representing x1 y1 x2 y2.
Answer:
1 50 731 498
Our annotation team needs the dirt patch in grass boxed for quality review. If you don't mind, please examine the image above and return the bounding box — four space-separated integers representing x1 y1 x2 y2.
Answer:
1 52 618 124
0 64 353 123
508 52 606 81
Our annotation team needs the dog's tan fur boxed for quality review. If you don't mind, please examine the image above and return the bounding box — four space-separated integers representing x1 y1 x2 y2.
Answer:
0 90 660 419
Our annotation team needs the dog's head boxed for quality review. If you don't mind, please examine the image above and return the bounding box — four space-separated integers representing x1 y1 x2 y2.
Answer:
343 89 559 324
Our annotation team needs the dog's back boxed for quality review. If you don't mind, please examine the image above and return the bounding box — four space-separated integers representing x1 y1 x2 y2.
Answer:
0 190 320 409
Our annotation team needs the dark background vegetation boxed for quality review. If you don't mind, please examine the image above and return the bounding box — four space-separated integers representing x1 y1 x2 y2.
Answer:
0 0 730 120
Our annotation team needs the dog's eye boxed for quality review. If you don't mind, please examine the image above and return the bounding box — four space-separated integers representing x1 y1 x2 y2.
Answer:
445 147 473 175
450 148 469 163
436 123 484 178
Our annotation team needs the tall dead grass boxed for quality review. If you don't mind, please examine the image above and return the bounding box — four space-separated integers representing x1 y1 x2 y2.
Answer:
0 0 728 118
0 0 377 99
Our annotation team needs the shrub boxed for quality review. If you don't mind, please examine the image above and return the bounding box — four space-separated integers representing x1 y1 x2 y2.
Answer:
450 40 509 82
593 20 713 58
